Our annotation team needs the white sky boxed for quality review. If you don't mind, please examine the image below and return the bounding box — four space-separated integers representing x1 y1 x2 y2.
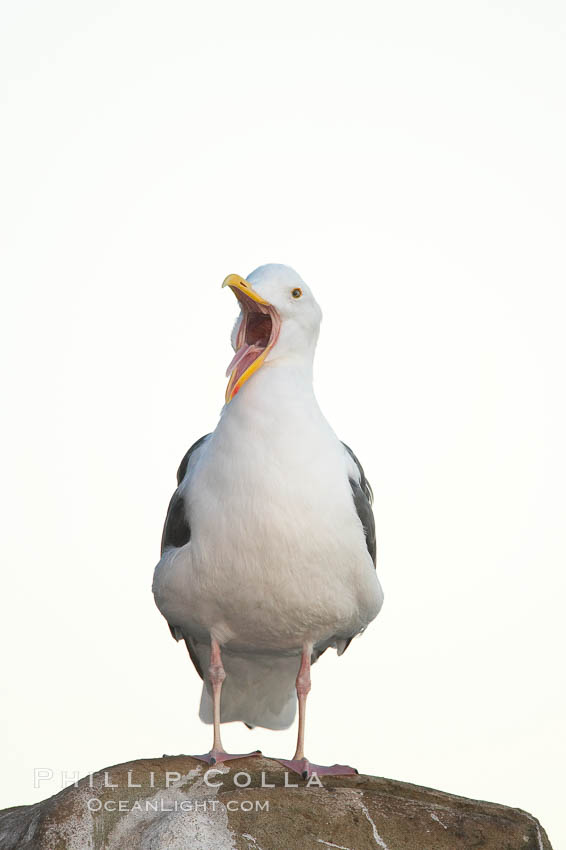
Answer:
1 1 565 846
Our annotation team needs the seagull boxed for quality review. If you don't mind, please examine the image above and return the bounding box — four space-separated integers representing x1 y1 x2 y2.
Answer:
152 264 383 777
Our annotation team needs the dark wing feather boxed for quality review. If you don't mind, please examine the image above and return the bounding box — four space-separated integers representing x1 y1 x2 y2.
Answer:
314 441 377 665
341 441 376 566
161 434 211 682
183 634 205 680
167 626 205 681
160 489 191 553
161 434 211 555
176 434 211 485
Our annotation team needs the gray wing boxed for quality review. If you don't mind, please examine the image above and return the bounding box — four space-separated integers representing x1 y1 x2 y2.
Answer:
160 434 211 554
313 441 377 665
160 434 211 679
175 433 211 486
341 441 376 566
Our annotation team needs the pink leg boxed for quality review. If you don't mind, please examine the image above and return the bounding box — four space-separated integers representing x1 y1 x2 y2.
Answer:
293 641 311 760
190 638 261 766
275 643 358 779
210 637 227 753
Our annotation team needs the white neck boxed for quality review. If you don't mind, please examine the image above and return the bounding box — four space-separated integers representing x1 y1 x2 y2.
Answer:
220 356 319 431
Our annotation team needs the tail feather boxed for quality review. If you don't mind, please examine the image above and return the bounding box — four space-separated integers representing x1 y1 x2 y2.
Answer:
196 646 298 731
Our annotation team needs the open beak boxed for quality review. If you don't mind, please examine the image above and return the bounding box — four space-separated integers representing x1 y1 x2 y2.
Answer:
222 274 281 403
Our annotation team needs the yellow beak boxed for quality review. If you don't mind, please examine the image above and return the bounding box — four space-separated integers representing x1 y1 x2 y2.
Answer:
222 273 275 404
221 273 271 305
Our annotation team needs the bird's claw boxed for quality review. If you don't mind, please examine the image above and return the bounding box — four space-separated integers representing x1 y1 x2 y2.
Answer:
190 748 262 766
274 757 358 778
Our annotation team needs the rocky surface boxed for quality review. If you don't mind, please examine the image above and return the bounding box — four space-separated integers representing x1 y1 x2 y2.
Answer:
0 755 553 849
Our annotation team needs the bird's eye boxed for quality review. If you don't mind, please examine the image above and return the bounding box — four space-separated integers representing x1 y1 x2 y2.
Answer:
291 288 302 299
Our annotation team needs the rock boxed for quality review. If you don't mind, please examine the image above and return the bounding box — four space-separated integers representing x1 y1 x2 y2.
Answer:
0 755 553 849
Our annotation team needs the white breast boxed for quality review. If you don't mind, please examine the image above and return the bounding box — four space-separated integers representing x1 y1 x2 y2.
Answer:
153 365 382 652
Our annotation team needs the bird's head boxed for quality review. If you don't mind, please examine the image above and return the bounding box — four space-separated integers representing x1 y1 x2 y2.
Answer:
223 264 322 403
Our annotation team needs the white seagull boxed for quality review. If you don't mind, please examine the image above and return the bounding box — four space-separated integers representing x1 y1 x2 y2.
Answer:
152 264 383 777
